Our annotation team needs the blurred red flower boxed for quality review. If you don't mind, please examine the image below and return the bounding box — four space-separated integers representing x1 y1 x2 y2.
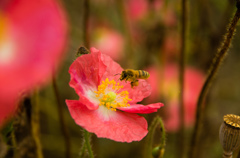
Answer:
147 65 204 132
66 48 163 142
0 0 68 126
91 27 124 61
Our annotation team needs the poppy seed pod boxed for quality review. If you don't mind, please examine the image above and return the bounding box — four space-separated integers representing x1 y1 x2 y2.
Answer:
219 114 240 158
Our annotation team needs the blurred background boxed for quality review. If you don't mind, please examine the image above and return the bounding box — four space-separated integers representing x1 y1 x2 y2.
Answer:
2 0 240 157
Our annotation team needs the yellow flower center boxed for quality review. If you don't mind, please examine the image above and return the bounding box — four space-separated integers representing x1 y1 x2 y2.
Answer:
94 78 132 111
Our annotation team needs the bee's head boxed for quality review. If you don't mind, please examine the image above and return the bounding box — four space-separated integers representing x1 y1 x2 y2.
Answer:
119 71 127 81
114 71 125 81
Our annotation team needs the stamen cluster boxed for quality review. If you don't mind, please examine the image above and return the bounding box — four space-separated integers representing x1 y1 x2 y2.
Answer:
94 78 132 111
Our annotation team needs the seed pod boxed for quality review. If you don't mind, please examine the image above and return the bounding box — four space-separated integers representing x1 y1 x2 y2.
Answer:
219 114 240 158
76 46 90 58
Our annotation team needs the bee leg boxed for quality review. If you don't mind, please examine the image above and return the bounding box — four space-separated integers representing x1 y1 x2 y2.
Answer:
130 82 134 88
125 76 130 82
136 79 139 84
130 80 139 88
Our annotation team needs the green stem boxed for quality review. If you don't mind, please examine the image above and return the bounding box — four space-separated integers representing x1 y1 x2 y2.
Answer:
116 0 135 68
31 90 43 158
79 141 86 158
158 118 166 148
237 149 240 158
11 129 17 158
178 0 187 157
144 116 166 158
83 0 90 48
84 130 94 158
52 76 71 158
0 134 8 158
188 7 240 158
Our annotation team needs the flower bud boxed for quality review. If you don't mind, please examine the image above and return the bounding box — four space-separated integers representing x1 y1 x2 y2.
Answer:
76 46 90 57
219 114 240 158
152 146 165 158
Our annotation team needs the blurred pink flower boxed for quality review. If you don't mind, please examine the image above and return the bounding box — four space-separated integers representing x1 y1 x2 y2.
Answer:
146 66 160 102
126 0 163 21
146 65 204 132
91 27 124 61
161 9 177 27
66 48 163 142
127 0 148 20
162 32 179 59
0 0 68 126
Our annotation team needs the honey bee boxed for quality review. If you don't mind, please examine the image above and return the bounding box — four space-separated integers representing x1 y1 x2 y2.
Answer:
117 69 150 88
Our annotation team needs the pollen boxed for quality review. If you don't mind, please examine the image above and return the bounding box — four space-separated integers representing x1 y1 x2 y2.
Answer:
94 78 132 111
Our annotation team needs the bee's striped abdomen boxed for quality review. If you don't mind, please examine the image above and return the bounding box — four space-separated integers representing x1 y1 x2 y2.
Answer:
136 70 150 79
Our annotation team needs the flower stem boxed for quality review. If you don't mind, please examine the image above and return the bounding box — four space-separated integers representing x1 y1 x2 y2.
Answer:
31 90 43 158
178 0 187 157
188 6 240 158
83 0 90 48
144 116 166 158
79 141 86 158
116 0 135 68
237 149 240 158
11 129 17 158
84 130 94 158
0 134 8 158
52 76 71 158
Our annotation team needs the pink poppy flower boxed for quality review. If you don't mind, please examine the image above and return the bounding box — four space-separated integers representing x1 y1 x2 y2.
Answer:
66 48 163 142
146 65 204 132
91 27 124 61
0 0 67 126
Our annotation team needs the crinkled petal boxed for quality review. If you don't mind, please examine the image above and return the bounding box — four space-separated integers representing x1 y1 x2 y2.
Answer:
69 51 107 109
122 79 152 103
69 52 106 94
100 53 123 82
117 103 164 114
78 94 99 110
66 100 148 142
90 47 100 53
